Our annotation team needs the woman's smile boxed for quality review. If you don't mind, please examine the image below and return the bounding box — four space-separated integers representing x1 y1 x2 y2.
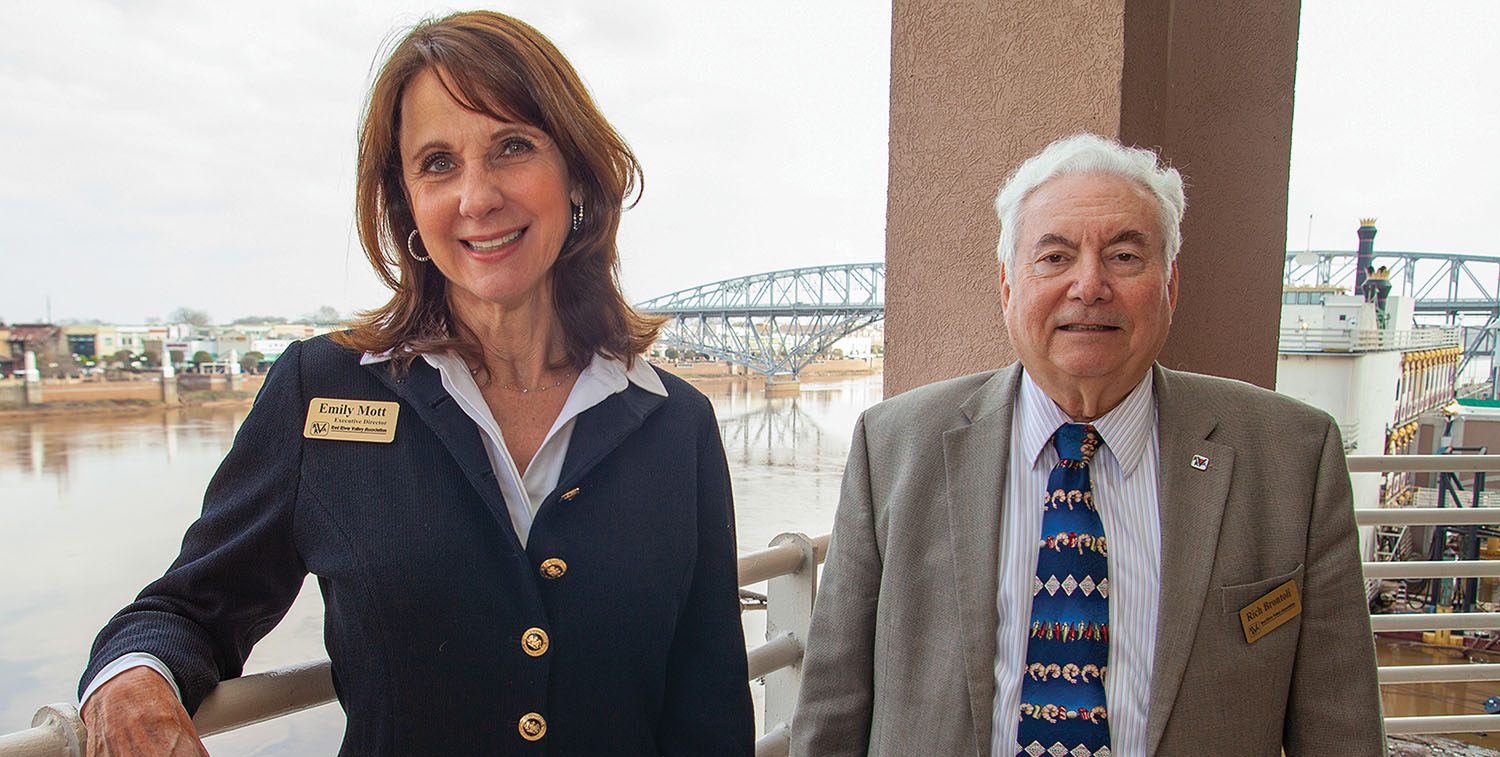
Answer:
462 228 525 254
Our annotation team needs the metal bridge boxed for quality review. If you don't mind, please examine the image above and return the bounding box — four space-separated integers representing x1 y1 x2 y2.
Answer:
1284 250 1500 317
636 263 884 379
635 251 1500 380
1284 250 1500 376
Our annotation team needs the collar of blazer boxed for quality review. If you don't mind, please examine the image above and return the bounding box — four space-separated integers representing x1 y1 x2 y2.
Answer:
943 363 1022 752
1143 364 1234 756
366 357 669 552
941 362 1235 755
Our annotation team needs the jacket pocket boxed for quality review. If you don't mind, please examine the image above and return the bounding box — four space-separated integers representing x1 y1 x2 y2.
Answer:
1219 563 1305 615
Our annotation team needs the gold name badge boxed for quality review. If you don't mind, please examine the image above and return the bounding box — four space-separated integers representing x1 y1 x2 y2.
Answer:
1239 579 1302 644
303 398 400 443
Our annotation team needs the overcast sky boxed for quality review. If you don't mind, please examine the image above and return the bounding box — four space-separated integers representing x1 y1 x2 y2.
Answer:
1 2 1495 324
1287 1 1500 256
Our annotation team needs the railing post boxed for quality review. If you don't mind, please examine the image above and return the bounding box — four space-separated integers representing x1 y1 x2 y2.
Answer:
0 705 87 757
35 707 83 757
762 532 817 753
22 352 43 405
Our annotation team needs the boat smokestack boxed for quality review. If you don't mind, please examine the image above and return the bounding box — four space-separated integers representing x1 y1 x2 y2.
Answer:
1355 218 1378 291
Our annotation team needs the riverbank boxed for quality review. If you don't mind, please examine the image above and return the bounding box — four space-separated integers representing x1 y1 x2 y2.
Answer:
654 357 883 382
0 390 259 421
0 360 882 421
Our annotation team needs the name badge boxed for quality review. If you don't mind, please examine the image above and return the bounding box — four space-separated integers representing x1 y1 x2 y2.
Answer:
303 398 400 443
1238 579 1301 644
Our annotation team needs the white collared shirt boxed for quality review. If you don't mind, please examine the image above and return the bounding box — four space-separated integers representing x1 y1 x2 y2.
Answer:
81 350 666 707
361 350 668 548
991 370 1162 757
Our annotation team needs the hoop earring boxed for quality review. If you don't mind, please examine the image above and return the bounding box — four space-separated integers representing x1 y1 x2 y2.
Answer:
571 201 585 232
407 229 430 262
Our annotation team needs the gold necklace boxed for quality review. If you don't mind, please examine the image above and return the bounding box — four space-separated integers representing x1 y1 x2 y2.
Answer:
493 369 575 394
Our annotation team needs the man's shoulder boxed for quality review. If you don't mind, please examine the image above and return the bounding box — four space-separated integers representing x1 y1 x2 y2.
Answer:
864 368 1012 429
1157 366 1336 433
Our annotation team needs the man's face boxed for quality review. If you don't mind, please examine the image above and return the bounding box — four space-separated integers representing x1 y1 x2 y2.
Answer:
1001 172 1178 396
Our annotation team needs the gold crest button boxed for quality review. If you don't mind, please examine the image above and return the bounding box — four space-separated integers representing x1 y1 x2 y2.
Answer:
518 712 547 741
522 627 550 657
539 558 567 579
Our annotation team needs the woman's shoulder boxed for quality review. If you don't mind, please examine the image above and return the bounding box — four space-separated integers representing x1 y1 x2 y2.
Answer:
296 332 364 362
275 332 373 373
642 363 715 412
647 362 696 394
258 334 378 397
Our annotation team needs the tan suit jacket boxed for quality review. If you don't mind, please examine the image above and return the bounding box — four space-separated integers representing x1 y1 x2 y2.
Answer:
791 364 1385 756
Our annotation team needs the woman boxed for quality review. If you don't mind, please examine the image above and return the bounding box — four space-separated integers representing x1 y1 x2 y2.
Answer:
78 11 754 755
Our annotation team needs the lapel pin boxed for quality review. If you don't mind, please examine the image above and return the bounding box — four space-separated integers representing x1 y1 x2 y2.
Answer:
1190 454 1209 471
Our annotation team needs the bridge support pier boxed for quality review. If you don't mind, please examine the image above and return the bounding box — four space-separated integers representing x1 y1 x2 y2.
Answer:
764 378 800 398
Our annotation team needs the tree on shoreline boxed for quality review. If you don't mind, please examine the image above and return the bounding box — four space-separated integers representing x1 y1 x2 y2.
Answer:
168 307 213 327
240 351 265 374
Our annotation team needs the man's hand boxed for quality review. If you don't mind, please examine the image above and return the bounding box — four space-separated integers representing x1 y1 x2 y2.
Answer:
82 666 209 757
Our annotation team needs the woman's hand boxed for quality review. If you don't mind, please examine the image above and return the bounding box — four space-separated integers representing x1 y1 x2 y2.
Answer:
82 666 209 757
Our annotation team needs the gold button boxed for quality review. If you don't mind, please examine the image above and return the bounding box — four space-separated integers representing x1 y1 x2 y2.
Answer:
518 712 547 741
539 558 567 580
521 627 550 657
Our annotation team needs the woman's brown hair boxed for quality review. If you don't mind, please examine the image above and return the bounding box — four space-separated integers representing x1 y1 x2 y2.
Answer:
335 10 661 371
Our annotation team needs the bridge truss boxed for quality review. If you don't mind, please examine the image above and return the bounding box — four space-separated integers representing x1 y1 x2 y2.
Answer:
636 263 885 379
635 251 1500 381
1284 250 1500 378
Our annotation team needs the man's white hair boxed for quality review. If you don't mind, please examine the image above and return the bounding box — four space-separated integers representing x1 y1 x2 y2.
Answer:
994 133 1186 272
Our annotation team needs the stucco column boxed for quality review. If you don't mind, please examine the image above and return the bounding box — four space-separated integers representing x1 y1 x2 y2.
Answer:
885 0 1300 397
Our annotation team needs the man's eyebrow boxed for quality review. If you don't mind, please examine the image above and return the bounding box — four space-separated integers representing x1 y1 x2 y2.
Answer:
1106 229 1149 246
1034 233 1078 250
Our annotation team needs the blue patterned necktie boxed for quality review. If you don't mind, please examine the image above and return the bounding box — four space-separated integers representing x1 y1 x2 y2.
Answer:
1017 423 1110 757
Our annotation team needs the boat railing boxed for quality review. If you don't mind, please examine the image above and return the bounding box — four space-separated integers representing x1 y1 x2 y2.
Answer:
1278 325 1460 353
0 533 829 757
10 454 1500 753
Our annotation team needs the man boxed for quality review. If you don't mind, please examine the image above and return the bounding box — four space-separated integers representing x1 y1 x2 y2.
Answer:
791 134 1384 756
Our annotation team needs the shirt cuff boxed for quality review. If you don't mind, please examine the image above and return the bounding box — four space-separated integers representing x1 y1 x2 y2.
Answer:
79 653 181 708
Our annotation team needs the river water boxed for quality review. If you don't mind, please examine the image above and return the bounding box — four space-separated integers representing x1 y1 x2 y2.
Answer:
0 374 881 754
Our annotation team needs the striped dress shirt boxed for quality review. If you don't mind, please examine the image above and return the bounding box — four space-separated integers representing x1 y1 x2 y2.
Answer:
992 370 1162 757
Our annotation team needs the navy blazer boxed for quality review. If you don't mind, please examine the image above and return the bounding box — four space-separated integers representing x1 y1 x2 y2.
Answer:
81 336 754 755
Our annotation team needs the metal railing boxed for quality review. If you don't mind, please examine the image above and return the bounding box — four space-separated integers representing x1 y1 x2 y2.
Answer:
1278 326 1460 353
9 455 1500 751
1339 420 1361 452
0 533 830 757
1351 453 1500 737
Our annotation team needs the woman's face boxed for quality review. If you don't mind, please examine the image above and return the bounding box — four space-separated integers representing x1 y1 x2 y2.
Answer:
398 67 574 317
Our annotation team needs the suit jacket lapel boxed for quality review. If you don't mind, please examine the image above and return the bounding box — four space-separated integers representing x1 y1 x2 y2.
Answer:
1145 365 1234 755
372 361 669 539
557 382 666 490
943 364 1022 755
369 358 524 549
